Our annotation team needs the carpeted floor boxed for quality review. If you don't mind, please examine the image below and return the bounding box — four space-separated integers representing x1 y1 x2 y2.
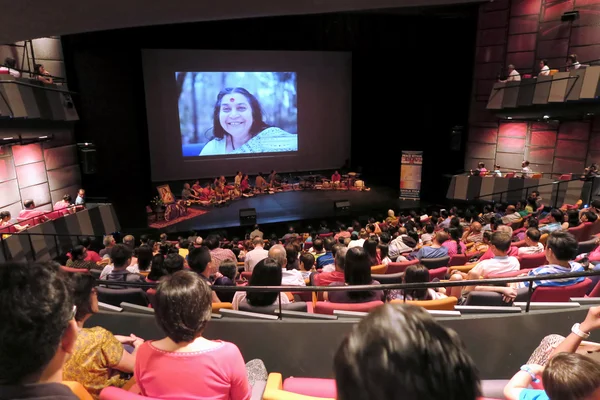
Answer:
148 207 209 229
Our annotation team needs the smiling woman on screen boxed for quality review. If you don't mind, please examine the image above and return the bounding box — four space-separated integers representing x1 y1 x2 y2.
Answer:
199 87 297 156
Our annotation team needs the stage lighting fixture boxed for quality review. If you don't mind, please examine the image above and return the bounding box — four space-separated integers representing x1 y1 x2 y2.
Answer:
543 115 550 119
561 11 579 22
506 116 513 119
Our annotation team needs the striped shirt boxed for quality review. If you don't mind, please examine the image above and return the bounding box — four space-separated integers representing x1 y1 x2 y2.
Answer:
525 261 584 288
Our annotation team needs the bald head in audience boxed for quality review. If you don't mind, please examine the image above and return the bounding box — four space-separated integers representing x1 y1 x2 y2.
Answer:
268 244 287 269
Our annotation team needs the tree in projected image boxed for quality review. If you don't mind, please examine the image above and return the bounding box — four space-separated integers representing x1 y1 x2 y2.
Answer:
177 72 297 156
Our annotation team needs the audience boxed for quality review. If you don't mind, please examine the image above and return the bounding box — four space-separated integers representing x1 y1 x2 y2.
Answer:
244 236 268 272
442 227 466 257
334 304 481 400
540 209 565 234
518 228 544 255
326 247 383 303
99 235 116 258
299 252 316 279
316 237 335 268
232 257 292 310
415 231 449 260
66 245 98 270
63 274 143 398
313 247 347 286
135 271 252 398
388 264 447 301
0 210 28 232
187 246 221 302
99 244 146 284
0 261 79 399
269 244 306 286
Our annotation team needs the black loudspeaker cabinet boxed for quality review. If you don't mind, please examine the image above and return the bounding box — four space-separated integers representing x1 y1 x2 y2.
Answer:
79 148 97 174
334 200 351 211
239 208 257 225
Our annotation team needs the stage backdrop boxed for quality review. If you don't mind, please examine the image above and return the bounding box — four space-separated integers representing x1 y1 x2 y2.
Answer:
400 151 423 199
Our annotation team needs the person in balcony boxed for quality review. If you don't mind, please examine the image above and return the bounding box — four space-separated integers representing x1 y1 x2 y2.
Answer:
521 160 533 178
54 194 75 215
566 53 581 71
0 57 20 77
18 199 49 224
0 210 28 232
500 64 521 82
538 59 550 76
34 63 53 84
75 189 86 206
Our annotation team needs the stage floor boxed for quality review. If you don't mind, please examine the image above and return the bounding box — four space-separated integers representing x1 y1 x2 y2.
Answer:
164 186 423 233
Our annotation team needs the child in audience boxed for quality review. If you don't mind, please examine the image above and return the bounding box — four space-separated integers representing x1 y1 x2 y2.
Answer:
214 260 238 303
299 252 315 280
504 352 600 400
518 228 544 255
387 264 447 301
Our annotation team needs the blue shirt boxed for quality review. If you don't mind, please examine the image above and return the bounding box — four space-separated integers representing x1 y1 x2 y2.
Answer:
539 222 561 234
519 389 549 400
75 195 85 205
525 261 584 288
316 252 334 269
416 246 448 260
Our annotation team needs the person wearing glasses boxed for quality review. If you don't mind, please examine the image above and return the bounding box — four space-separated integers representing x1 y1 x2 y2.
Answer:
0 261 79 399
63 273 144 398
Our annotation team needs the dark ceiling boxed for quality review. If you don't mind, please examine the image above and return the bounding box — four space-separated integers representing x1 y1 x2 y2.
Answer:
2 0 484 44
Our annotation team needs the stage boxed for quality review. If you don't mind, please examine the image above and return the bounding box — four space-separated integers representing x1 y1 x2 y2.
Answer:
158 185 423 233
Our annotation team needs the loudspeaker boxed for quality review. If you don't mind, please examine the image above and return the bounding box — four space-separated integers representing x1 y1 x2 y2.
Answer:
334 200 351 211
79 148 97 174
239 208 257 225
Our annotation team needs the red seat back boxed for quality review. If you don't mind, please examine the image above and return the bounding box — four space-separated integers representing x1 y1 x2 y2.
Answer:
568 222 593 242
488 268 533 278
314 301 384 315
531 278 592 302
428 267 447 281
449 254 468 266
559 173 572 180
386 259 419 274
517 253 548 270
319 232 333 238
283 377 337 398
505 172 515 178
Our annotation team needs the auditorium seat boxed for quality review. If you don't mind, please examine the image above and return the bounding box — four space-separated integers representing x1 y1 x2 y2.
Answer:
370 264 387 274
264 373 332 400
577 238 598 255
449 264 476 273
420 256 450 270
428 266 448 281
212 302 233 313
392 296 458 311
241 271 252 280
568 222 593 242
449 254 468 266
559 173 572 180
63 381 94 400
371 272 403 284
238 300 310 314
385 259 419 273
97 287 149 307
318 232 333 238
488 268 533 278
313 301 383 315
517 253 548 269
530 278 592 302
504 172 515 178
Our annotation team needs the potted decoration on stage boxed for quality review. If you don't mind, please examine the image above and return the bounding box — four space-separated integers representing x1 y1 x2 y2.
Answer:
150 196 165 213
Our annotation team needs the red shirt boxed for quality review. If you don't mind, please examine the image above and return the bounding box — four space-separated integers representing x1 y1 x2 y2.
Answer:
241 178 249 191
313 270 345 286
135 340 251 400
331 173 341 182
85 250 102 263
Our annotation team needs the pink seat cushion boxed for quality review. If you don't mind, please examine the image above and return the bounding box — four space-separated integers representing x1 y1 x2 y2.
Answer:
100 387 161 400
283 377 337 398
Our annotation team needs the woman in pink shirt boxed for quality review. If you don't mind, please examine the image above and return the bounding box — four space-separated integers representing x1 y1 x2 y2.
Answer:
135 271 252 400
442 227 467 257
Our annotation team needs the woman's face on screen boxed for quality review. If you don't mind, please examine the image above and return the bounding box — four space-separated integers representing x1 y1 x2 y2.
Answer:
219 93 254 138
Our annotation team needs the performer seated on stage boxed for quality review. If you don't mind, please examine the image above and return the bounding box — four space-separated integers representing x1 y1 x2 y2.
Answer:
234 171 243 187
268 170 281 189
191 180 202 194
255 172 268 192
241 174 251 193
181 183 192 200
332 170 341 186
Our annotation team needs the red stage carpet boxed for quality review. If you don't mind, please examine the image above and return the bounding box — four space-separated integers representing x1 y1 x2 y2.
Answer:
149 208 208 229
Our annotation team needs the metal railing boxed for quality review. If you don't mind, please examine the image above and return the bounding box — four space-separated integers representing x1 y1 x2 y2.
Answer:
94 268 600 317
473 176 594 206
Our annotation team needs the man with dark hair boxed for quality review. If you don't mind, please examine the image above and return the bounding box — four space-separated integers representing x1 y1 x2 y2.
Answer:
100 244 145 284
313 247 347 286
250 224 263 240
204 234 236 270
140 234 149 246
521 231 584 289
299 252 315 279
316 237 335 269
415 232 449 260
334 224 351 241
187 246 221 302
521 160 532 178
163 253 185 275
178 239 190 259
540 209 564 234
311 238 325 258
518 228 544 255
581 210 598 223
0 262 79 399
334 304 481 400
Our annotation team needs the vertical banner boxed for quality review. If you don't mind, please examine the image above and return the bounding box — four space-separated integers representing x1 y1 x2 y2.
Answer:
400 151 423 199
